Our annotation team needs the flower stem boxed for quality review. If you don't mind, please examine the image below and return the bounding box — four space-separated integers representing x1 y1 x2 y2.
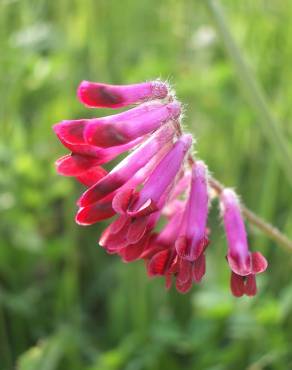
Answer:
205 0 292 187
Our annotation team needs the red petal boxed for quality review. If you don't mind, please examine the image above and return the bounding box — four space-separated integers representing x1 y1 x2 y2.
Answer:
244 274 257 296
77 166 108 187
147 250 171 276
227 252 251 276
176 258 192 284
78 174 126 207
99 217 130 248
251 252 268 274
120 235 149 262
175 236 190 259
53 120 87 145
126 216 148 244
175 276 192 294
140 235 164 259
56 154 103 176
76 196 115 225
193 253 206 283
128 198 159 218
109 215 130 234
230 272 245 297
112 188 135 214
166 254 179 275
77 81 124 108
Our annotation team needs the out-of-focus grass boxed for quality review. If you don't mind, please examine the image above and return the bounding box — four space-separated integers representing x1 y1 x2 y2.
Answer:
1 1 292 369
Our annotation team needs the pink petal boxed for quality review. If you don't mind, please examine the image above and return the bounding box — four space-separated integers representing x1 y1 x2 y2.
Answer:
147 250 171 276
230 272 245 297
193 253 206 283
176 259 192 284
84 102 180 148
53 120 87 145
55 154 103 176
120 234 150 262
251 252 268 274
76 197 115 225
77 80 168 108
78 125 175 207
112 188 136 214
244 274 257 296
126 217 148 244
175 276 193 294
76 166 108 187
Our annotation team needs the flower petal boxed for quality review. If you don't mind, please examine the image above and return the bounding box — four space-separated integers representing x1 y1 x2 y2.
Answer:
76 166 108 187
147 250 171 276
244 274 257 296
84 101 180 147
77 80 168 108
230 272 245 297
76 196 115 225
251 252 268 274
193 253 206 283
78 125 175 206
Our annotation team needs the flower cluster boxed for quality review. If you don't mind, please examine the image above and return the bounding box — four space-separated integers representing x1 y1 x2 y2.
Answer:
53 79 268 296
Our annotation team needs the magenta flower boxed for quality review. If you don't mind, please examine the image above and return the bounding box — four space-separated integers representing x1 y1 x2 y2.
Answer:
220 189 268 297
53 78 269 297
53 101 180 148
78 125 176 207
77 80 168 108
175 161 209 264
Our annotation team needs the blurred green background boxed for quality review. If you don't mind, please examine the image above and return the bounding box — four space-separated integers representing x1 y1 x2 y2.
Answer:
1 0 292 369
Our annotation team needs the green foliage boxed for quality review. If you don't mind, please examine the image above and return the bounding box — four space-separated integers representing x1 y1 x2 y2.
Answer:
1 0 292 369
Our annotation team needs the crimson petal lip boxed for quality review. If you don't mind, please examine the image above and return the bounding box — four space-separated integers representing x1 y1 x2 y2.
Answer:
55 154 104 176
77 80 168 108
76 194 115 225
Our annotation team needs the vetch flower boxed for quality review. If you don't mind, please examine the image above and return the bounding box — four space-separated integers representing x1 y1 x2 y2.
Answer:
53 78 269 297
220 189 268 297
78 124 176 207
175 161 209 265
53 101 180 148
77 80 168 108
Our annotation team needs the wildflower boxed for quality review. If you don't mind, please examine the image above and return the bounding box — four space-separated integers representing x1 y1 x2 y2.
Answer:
77 80 168 108
78 125 176 207
53 78 268 297
220 189 268 297
175 161 209 264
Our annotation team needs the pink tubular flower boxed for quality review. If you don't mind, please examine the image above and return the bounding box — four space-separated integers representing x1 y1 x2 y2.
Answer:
54 129 143 179
53 101 180 148
77 80 168 108
113 134 192 217
53 78 269 298
220 189 268 297
84 101 180 148
78 125 175 207
175 161 209 264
